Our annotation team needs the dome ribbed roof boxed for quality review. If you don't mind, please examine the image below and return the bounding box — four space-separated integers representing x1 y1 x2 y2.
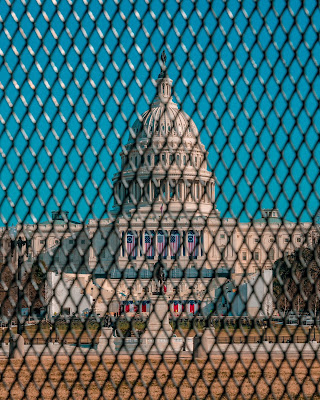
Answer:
129 99 199 146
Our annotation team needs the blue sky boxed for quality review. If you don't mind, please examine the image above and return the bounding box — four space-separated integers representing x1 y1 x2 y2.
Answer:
0 0 320 226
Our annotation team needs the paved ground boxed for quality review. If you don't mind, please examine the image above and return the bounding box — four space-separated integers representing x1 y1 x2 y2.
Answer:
1 340 320 360
0 353 320 399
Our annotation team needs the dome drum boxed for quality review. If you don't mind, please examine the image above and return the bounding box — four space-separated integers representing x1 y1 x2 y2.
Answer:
113 175 215 217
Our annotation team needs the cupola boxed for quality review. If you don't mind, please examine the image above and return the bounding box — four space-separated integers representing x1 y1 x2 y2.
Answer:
156 50 173 104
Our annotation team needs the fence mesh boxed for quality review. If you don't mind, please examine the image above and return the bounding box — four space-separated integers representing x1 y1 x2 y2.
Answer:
1 1 320 399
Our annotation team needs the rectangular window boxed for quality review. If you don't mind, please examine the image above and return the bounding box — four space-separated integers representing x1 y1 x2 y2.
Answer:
242 252 247 261
154 184 160 198
284 238 289 243
69 240 74 244
220 234 225 239
40 240 45 244
169 184 174 198
254 252 259 260
297 237 301 242
161 183 166 198
177 183 183 200
81 240 85 244
255 238 259 243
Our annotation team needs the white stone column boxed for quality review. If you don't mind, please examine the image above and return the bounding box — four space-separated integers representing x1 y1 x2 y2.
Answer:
142 229 145 257
138 230 142 257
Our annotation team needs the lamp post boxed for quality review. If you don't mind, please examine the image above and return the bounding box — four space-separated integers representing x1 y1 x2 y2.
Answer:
9 231 31 358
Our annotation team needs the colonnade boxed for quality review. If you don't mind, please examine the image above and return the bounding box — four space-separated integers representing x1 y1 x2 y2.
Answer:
115 179 215 205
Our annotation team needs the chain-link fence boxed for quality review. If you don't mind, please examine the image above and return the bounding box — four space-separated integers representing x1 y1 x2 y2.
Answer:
1 1 320 398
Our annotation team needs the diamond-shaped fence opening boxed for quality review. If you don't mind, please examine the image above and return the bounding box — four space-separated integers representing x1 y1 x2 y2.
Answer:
1 1 320 398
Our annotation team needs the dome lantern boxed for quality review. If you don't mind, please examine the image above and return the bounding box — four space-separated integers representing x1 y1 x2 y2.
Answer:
156 50 172 104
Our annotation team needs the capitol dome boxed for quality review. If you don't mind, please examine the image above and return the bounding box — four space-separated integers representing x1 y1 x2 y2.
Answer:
113 51 216 218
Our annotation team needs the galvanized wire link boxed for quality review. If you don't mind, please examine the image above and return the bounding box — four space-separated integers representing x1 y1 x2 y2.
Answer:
1 1 320 399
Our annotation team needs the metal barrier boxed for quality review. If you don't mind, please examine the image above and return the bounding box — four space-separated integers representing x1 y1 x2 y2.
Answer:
1 1 320 398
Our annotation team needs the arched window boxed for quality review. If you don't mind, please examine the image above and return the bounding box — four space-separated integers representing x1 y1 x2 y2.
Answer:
161 182 166 201
155 183 160 199
186 180 192 201
136 183 141 202
177 182 182 201
196 183 200 201
169 182 175 199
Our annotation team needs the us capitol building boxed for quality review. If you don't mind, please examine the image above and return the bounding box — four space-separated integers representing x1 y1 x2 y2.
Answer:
1 53 318 318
